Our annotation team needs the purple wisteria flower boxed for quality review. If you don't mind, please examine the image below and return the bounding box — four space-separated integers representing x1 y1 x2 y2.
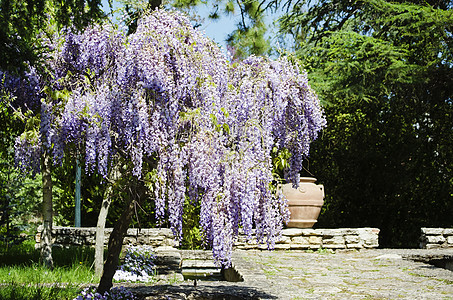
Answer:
10 9 326 267
74 286 136 300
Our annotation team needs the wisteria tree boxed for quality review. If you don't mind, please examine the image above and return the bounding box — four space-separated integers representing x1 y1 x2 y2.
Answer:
14 9 325 293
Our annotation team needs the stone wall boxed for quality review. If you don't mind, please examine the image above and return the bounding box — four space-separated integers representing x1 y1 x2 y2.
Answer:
420 228 453 249
35 226 178 249
36 226 380 250
234 228 380 250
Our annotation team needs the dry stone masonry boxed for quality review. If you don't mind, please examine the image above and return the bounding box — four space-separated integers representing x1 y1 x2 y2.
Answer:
234 228 380 250
35 226 178 249
35 226 380 250
420 227 453 249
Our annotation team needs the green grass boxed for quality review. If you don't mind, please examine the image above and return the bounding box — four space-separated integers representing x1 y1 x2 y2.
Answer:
0 240 100 300
0 282 81 300
0 262 97 284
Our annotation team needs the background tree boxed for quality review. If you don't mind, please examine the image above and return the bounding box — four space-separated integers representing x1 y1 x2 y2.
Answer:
279 0 453 247
0 0 105 74
0 87 42 249
1 0 106 268
169 0 281 58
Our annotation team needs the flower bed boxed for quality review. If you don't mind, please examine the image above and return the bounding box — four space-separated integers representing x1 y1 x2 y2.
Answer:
113 245 157 283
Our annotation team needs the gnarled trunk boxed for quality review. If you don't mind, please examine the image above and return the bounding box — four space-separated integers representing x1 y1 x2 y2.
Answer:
94 187 113 277
97 180 145 294
94 164 121 276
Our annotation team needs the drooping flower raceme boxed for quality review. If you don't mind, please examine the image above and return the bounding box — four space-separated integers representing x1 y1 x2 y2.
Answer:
12 9 326 266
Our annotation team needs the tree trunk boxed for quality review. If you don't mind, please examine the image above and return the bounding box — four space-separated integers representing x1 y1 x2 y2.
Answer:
94 165 121 276
40 148 53 269
75 158 81 227
97 180 145 294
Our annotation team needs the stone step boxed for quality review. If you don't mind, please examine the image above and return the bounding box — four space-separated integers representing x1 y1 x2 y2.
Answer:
181 259 217 268
181 267 222 280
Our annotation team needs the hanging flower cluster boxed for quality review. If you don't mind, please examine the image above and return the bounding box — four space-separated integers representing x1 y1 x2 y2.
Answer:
13 9 326 266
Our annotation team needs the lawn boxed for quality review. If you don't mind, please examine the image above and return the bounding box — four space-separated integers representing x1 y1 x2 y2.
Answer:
0 240 99 300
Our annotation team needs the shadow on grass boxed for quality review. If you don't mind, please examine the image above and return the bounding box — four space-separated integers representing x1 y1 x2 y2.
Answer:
0 239 96 267
129 284 278 300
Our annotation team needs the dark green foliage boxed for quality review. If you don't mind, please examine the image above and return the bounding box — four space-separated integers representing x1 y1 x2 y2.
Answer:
0 0 107 256
52 156 108 227
0 163 30 247
181 196 203 249
281 0 453 247
224 0 271 58
122 0 163 34
0 0 105 73
0 93 41 249
174 0 275 58
52 157 159 229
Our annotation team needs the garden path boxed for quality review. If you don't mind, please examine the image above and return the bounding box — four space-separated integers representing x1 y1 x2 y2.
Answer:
125 248 453 299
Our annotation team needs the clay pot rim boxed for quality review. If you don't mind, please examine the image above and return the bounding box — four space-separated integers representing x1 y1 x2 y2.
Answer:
299 177 317 183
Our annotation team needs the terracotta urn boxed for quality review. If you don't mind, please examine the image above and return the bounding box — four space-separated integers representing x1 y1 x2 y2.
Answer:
282 177 325 228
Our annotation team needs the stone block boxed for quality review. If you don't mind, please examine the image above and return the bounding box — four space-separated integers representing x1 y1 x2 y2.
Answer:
421 228 444 235
363 243 379 249
426 235 446 244
323 244 346 249
358 229 379 246
86 236 95 244
443 228 453 235
446 236 453 245
238 244 258 250
309 244 322 250
426 244 442 249
290 243 310 250
345 235 359 244
282 228 303 237
274 244 291 250
309 236 322 245
292 236 309 244
318 229 343 237
300 229 318 236
164 238 179 247
258 244 269 250
346 243 363 249
340 228 361 235
322 236 345 246
79 229 92 236
276 236 291 244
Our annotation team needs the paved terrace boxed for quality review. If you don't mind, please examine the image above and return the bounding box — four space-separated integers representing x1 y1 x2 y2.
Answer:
124 248 453 299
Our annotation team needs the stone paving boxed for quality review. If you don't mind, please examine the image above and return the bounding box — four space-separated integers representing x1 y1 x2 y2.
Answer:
125 248 453 299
